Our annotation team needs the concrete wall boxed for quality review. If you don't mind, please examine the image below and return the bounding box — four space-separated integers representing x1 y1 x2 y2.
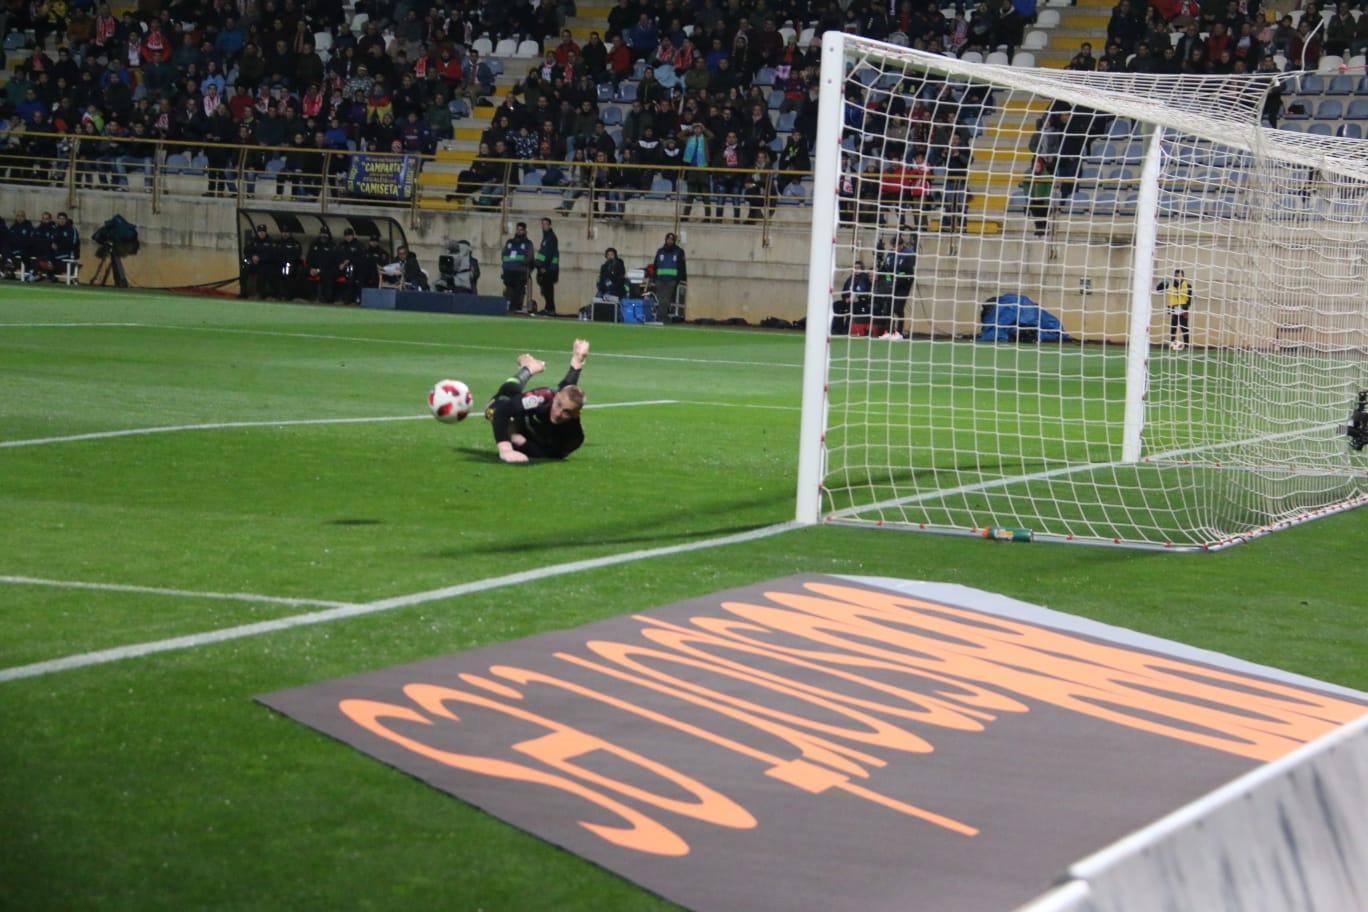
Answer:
0 188 813 323
7 187 1355 351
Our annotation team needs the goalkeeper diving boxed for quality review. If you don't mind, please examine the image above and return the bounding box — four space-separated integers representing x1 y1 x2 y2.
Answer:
485 338 589 463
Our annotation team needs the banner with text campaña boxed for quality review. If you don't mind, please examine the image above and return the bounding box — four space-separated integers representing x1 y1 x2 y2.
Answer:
346 154 416 200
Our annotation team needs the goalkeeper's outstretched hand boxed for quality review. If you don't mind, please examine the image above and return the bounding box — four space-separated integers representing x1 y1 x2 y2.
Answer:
497 441 529 464
571 338 590 370
517 353 546 375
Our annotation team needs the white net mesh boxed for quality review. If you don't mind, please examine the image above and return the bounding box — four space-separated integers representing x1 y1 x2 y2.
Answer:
805 35 1368 549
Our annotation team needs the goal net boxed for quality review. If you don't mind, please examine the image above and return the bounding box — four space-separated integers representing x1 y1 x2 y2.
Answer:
795 33 1368 550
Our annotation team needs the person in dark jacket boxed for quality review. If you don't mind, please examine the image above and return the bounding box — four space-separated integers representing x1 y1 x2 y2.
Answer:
650 231 686 321
500 221 534 312
240 223 274 298
596 246 628 298
533 217 560 314
305 228 337 302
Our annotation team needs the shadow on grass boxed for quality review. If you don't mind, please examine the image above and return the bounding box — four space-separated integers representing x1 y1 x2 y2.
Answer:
451 445 559 465
434 490 795 559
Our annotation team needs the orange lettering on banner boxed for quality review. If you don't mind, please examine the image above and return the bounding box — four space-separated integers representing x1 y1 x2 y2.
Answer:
636 617 1006 731
746 582 1366 761
498 662 977 837
444 675 756 831
338 696 691 856
575 641 892 777
337 579 1367 858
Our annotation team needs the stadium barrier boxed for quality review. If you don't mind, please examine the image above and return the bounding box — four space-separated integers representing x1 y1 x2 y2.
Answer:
1017 712 1368 912
0 130 815 240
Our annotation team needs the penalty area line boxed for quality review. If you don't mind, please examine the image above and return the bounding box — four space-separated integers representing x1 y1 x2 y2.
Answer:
0 521 803 685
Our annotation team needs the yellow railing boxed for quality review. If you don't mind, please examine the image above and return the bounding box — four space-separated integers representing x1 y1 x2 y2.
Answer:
0 130 816 240
429 156 816 241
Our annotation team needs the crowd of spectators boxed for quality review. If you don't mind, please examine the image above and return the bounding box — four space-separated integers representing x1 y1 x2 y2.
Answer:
0 0 583 193
1079 0 1350 77
0 0 1030 210
0 0 1330 227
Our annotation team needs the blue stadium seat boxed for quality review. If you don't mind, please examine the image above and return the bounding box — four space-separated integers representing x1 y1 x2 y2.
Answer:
1105 164 1137 184
753 66 776 86
1337 121 1364 137
163 153 191 174
768 89 785 109
776 110 797 132
1326 74 1356 95
1298 74 1326 94
1063 189 1092 214
645 175 674 198
1207 195 1238 219
1308 122 1334 135
1345 98 1368 118
616 82 637 102
1182 195 1209 218
601 105 624 125
1357 76 1368 94
1107 117 1134 138
520 170 544 187
597 82 614 102
1315 97 1344 119
1090 189 1118 215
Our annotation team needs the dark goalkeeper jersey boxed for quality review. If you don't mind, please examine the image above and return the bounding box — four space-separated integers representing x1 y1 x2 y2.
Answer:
489 366 584 459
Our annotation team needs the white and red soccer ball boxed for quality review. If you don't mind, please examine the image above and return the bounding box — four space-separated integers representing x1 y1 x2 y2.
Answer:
428 379 473 423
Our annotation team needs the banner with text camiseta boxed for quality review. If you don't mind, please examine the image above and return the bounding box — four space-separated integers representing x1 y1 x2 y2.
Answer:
346 153 417 200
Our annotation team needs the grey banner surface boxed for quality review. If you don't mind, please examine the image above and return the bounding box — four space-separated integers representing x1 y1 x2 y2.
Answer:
259 575 1368 912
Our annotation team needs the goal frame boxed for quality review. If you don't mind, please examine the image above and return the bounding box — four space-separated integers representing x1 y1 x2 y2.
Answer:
794 32 1368 550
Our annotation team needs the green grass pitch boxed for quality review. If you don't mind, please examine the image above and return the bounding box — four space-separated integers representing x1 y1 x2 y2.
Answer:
2 286 1365 911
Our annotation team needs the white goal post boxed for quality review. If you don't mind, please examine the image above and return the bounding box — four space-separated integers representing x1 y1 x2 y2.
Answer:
796 32 1368 550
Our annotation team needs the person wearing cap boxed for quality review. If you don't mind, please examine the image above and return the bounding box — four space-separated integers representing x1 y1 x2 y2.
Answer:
240 223 275 299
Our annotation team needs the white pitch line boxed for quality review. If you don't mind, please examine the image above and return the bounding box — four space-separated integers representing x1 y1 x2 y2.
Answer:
0 521 802 684
0 401 677 448
0 415 425 448
0 575 356 609
0 322 145 328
